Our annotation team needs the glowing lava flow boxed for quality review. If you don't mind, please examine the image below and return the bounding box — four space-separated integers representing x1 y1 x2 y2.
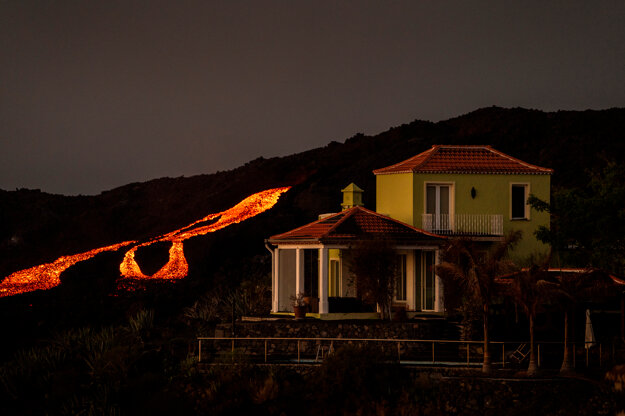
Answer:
119 241 189 280
0 241 135 297
119 187 290 280
0 186 290 297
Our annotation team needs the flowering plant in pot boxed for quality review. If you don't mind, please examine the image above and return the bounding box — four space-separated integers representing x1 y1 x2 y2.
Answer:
290 292 307 320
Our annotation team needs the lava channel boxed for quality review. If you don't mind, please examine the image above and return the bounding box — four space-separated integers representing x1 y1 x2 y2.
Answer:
0 186 290 297
0 241 135 297
119 186 290 280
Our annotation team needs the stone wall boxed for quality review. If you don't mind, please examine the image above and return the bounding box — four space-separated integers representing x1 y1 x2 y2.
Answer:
216 318 455 339
206 319 460 360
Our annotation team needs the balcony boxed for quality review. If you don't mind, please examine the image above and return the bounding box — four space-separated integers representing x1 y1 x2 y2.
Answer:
421 214 503 236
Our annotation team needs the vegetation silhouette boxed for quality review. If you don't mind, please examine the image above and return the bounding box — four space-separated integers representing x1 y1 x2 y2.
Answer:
436 232 521 373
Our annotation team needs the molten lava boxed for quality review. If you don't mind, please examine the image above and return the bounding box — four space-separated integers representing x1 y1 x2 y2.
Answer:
0 187 290 297
119 187 290 280
0 241 135 297
119 241 189 280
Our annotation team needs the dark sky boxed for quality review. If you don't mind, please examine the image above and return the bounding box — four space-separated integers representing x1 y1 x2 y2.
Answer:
2 1 624 195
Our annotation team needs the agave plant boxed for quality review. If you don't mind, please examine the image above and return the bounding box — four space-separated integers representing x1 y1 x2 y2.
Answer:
128 309 154 342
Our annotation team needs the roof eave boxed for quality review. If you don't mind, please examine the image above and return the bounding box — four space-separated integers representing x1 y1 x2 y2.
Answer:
374 169 553 175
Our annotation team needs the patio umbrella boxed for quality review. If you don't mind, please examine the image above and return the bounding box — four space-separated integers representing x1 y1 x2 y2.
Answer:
585 309 597 349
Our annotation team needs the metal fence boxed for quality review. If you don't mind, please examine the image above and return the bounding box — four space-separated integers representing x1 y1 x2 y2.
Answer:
197 337 614 369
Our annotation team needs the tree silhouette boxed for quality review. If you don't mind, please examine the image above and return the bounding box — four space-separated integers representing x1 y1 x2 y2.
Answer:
505 254 556 376
436 231 521 373
529 161 625 276
346 238 397 320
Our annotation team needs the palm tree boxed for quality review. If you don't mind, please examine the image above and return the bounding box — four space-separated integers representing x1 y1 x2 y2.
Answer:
436 231 521 373
507 256 556 376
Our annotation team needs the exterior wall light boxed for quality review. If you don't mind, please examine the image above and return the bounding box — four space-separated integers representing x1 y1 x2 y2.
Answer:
471 187 477 199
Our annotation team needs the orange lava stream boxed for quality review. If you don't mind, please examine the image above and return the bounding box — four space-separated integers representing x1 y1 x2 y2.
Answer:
0 241 135 297
120 187 290 280
0 186 290 297
119 241 189 280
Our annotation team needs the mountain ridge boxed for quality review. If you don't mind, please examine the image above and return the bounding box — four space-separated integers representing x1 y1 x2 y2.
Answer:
2 106 625 280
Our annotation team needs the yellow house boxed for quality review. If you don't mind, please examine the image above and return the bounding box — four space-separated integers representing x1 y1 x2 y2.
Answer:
374 145 552 259
266 145 552 318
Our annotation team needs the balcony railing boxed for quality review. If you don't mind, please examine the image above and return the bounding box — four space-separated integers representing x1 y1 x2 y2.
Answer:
422 214 503 236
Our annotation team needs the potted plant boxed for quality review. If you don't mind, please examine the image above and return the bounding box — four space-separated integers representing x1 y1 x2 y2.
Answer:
291 292 307 320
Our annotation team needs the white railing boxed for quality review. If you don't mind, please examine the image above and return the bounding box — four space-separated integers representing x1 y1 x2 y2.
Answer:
198 337 611 369
422 214 504 236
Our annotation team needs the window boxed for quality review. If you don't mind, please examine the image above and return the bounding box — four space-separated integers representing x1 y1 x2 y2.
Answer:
304 249 318 297
395 254 407 301
329 259 340 297
511 184 529 219
415 251 436 311
425 183 452 231
422 251 435 311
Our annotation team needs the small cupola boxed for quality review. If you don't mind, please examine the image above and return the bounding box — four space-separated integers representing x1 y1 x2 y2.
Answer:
341 183 364 211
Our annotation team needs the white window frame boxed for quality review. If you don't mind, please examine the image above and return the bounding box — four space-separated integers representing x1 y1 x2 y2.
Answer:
423 182 455 230
510 183 530 220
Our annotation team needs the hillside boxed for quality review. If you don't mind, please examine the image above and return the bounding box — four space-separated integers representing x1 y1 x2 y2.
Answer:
2 106 625 287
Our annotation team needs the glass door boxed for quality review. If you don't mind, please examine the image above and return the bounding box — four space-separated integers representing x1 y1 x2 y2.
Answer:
415 251 436 311
426 184 451 231
394 254 407 302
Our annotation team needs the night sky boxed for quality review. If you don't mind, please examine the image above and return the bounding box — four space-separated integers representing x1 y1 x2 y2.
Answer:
1 1 624 195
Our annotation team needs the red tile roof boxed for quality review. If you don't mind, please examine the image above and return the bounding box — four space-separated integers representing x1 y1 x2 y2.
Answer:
373 145 553 175
268 206 444 245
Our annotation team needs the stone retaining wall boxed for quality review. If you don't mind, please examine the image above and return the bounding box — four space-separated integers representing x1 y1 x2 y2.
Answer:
206 319 460 360
216 318 455 339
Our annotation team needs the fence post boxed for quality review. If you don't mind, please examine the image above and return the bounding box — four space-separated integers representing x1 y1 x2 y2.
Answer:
198 339 202 363
397 341 401 362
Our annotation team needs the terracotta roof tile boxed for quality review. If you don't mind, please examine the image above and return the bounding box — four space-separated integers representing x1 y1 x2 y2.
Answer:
268 206 443 244
373 145 553 175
